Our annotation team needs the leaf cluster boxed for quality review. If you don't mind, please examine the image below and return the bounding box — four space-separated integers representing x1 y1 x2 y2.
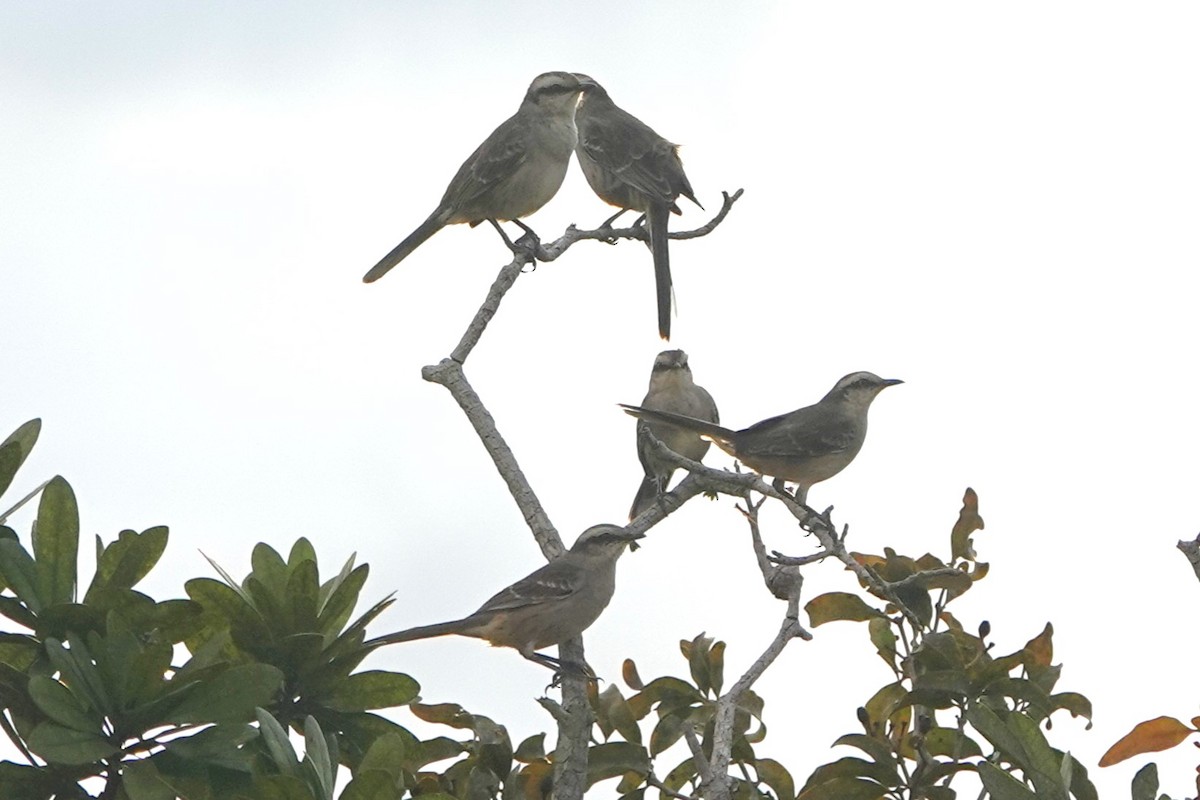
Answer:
797 489 1096 800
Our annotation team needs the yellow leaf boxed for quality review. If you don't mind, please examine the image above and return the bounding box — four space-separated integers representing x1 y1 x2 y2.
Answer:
1100 716 1197 767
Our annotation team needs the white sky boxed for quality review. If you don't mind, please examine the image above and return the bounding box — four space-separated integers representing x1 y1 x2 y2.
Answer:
3 2 1199 797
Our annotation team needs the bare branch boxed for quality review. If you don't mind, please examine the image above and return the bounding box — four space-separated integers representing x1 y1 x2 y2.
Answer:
422 357 561 558
533 188 744 262
450 259 527 364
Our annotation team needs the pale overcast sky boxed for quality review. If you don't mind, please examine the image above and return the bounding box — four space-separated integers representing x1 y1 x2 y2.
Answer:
3 3 1199 797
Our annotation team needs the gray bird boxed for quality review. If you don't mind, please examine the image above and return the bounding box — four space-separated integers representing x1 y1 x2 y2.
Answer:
629 350 719 520
573 75 701 340
366 525 643 674
363 71 585 283
621 372 902 503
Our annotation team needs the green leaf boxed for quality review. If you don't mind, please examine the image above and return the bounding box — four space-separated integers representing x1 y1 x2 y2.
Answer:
288 538 319 570
257 707 300 776
682 634 714 695
85 526 168 602
251 542 289 598
800 757 898 792
513 733 546 764
123 758 177 800
794 776 887 800
976 763 1038 800
339 770 400 800
755 757 795 800
166 663 284 723
805 592 880 626
1049 691 1093 724
27 675 98 733
0 631 39 670
322 668 419 714
317 564 370 638
303 715 335 800
0 419 41 498
967 704 1069 799
186 576 271 649
867 618 897 669
0 539 43 612
586 741 650 787
648 710 686 756
0 761 57 800
921 726 983 758
32 476 79 607
26 720 117 764
44 636 112 716
252 774 318 800
596 684 642 745
0 597 39 631
358 732 407 779
1130 763 1159 800
831 734 899 771
163 722 258 771
286 558 321 634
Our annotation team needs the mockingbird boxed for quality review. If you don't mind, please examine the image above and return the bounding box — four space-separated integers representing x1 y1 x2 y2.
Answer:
629 349 719 520
572 75 701 340
621 371 902 503
366 525 643 674
363 71 585 283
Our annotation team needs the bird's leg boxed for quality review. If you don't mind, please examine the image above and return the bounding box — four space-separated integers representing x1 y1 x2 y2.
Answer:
601 208 629 229
512 219 541 252
487 219 541 262
522 649 598 688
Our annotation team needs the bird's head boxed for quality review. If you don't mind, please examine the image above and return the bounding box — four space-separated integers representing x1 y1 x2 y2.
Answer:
569 524 645 558
652 349 690 373
525 71 586 112
570 73 612 105
824 371 904 408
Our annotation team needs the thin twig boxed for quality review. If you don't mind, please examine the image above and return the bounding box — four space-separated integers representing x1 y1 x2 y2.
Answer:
647 773 700 800
0 478 51 526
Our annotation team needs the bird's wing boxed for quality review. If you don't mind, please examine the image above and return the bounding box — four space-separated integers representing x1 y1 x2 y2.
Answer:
578 109 680 203
739 408 857 459
473 557 581 614
440 112 530 213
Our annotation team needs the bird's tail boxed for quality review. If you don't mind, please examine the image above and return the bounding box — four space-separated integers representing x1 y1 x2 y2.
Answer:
647 202 673 340
628 474 669 521
620 404 736 449
364 618 468 649
362 211 447 283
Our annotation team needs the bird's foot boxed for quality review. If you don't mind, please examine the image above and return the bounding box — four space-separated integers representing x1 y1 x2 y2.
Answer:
513 221 542 264
547 659 599 689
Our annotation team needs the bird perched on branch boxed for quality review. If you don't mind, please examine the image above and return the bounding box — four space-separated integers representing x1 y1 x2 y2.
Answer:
363 71 585 283
572 74 701 340
629 350 719 520
366 525 643 675
621 372 902 503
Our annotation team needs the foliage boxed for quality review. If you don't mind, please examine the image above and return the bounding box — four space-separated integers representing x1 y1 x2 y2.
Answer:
795 489 1096 800
0 413 1179 800
0 419 433 799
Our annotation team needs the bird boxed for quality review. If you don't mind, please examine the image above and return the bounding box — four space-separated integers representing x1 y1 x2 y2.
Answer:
365 525 643 675
621 372 902 503
629 350 719 520
572 74 701 340
362 71 585 283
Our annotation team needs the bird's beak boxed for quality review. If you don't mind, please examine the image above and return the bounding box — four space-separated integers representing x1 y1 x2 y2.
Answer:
883 378 904 387
621 530 647 551
572 73 598 89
